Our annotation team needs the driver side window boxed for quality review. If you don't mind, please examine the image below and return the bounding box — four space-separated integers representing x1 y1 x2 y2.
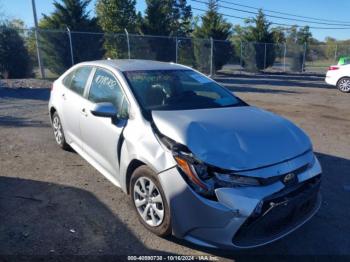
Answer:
88 68 128 118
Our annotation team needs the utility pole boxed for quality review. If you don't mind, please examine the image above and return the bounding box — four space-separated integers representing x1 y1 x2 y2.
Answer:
31 0 45 78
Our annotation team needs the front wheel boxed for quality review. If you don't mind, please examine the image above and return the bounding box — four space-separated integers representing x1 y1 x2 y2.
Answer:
130 166 172 237
337 77 350 93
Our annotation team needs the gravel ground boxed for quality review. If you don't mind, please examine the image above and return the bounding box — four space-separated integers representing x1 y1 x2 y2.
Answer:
0 75 349 261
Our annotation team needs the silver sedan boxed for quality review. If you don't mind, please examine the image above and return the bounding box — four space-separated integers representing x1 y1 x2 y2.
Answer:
48 59 322 249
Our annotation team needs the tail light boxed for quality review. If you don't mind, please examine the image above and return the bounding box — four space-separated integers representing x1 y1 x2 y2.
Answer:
328 66 339 71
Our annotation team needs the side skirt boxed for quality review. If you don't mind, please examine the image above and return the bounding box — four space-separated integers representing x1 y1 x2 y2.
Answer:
69 142 122 188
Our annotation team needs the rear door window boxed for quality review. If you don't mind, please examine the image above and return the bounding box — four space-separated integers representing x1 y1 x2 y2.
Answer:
62 72 73 88
64 66 92 96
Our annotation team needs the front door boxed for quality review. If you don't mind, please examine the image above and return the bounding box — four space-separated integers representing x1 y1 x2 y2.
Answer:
80 67 129 178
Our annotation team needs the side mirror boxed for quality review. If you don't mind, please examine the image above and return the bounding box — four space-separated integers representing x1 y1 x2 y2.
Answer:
91 102 117 118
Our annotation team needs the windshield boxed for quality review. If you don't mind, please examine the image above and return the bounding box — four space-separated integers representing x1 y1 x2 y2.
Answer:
123 69 245 112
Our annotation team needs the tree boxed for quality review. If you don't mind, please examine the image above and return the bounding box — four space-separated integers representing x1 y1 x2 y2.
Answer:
142 0 192 36
96 0 139 33
96 0 139 58
325 37 337 61
285 25 313 72
0 24 32 78
297 26 312 45
297 26 315 63
286 25 297 45
272 27 286 44
140 0 192 62
171 0 193 37
270 27 286 65
39 0 102 74
192 0 232 72
242 10 275 70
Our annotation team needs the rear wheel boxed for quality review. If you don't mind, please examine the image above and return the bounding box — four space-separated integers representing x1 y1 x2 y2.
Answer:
337 77 350 93
52 112 70 150
130 165 172 237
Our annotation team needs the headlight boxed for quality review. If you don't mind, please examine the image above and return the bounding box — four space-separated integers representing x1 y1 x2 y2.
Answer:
172 146 260 197
213 172 260 186
156 133 260 197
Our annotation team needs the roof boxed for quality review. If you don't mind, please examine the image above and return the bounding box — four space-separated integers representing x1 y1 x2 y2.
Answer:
84 59 188 72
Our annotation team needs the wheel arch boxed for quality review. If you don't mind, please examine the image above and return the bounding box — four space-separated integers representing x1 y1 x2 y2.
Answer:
336 76 350 92
125 159 146 195
49 106 57 120
336 76 350 86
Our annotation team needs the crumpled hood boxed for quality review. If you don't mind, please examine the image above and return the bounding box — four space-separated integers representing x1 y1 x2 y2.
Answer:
152 106 312 171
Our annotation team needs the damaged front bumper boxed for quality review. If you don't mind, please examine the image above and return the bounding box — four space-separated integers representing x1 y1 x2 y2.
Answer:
158 154 322 249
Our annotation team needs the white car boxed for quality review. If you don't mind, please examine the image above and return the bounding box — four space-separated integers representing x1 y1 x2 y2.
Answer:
325 64 350 93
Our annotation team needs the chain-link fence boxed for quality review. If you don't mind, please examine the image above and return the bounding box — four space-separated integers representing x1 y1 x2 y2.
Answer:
10 28 350 78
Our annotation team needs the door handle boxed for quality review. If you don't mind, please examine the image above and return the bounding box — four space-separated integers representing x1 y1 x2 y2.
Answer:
62 93 66 100
81 108 88 117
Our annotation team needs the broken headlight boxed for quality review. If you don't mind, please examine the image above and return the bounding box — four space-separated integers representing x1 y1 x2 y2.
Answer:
172 146 260 197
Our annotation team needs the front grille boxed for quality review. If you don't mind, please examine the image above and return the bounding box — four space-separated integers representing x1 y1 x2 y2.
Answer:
233 175 321 247
259 163 309 186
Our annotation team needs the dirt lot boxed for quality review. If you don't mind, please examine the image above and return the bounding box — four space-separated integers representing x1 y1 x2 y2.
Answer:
0 74 349 261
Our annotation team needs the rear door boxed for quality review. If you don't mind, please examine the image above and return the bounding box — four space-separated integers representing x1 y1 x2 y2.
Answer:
60 66 93 148
80 67 129 178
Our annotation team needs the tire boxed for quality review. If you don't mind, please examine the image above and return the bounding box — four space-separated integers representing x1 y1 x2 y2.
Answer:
337 77 350 93
51 112 70 150
130 165 172 237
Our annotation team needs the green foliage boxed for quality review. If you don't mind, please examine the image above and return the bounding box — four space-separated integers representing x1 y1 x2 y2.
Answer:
285 25 312 45
192 0 232 72
325 38 350 62
177 38 196 67
239 42 256 71
142 0 192 36
307 38 327 62
297 26 312 45
270 27 286 61
0 24 32 78
241 10 275 71
324 37 337 61
142 0 173 36
141 0 192 62
96 0 139 33
285 26 313 72
289 45 304 72
8 19 25 30
192 38 212 73
271 27 286 44
96 0 139 58
39 0 102 74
